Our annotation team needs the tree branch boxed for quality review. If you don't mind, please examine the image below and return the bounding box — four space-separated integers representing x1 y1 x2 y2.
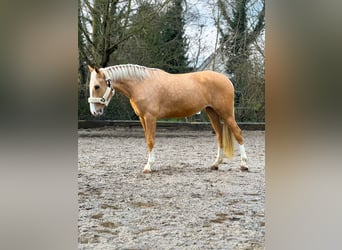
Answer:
246 0 265 46
218 0 234 28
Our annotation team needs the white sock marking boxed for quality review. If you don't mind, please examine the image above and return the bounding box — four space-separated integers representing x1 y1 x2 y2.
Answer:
239 144 247 161
144 148 155 171
212 146 223 167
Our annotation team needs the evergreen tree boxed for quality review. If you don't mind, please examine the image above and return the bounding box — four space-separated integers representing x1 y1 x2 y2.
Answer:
118 2 162 67
119 0 190 73
159 0 189 73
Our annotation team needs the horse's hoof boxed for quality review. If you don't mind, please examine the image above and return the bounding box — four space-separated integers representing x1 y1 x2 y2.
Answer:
240 165 249 171
143 168 152 174
211 165 219 170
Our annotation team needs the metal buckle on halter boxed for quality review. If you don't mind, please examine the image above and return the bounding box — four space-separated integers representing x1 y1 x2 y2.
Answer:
106 79 111 87
106 79 115 95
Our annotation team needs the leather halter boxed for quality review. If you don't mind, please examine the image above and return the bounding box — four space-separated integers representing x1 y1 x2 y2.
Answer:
88 79 115 106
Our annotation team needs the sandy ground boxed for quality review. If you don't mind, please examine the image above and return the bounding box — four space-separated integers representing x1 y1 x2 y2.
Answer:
78 127 265 249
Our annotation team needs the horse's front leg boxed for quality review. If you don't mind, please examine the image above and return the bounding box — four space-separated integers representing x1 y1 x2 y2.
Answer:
140 115 156 173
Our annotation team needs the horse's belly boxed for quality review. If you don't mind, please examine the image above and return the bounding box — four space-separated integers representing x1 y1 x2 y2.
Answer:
158 97 206 118
160 109 200 118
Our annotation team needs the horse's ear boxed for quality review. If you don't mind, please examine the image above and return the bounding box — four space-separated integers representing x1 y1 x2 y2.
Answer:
94 66 100 74
87 65 94 72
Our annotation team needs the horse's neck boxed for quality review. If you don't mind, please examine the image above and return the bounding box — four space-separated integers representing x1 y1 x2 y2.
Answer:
112 79 135 98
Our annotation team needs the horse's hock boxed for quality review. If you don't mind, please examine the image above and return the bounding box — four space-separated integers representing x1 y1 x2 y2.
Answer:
78 127 265 249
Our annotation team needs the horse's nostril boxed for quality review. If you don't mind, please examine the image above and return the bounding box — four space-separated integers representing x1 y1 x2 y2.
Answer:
96 109 103 115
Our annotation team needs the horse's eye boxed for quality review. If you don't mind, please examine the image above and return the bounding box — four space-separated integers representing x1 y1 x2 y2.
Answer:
94 85 100 90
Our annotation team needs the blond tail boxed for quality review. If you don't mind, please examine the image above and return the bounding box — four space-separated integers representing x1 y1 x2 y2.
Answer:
222 123 234 159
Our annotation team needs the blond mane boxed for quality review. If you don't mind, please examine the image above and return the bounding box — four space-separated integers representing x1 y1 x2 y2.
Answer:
101 64 151 82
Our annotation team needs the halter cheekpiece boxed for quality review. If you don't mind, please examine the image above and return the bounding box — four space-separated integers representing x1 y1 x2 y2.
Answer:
106 79 111 87
88 79 115 106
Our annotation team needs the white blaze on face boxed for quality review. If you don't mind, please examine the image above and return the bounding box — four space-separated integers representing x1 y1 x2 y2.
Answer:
89 71 98 116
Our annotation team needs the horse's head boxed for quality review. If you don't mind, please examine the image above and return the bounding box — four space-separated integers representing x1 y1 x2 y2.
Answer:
87 65 115 116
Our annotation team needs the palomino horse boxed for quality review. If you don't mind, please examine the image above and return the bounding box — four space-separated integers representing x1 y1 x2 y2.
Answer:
87 64 248 173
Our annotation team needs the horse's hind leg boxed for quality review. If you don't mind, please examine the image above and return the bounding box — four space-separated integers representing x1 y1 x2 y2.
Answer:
140 115 156 173
206 107 224 170
225 116 248 171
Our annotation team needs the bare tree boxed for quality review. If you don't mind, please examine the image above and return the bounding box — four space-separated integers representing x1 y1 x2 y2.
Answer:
79 0 134 69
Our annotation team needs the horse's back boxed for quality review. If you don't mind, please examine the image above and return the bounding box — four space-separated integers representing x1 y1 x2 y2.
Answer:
155 70 234 101
160 70 232 88
189 70 234 96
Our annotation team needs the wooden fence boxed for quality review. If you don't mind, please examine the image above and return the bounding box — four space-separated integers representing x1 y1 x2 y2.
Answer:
78 120 265 130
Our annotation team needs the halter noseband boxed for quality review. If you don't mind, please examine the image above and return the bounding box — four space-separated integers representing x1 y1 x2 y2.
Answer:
88 79 115 106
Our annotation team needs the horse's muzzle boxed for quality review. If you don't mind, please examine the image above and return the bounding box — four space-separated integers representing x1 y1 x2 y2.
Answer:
92 108 103 116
